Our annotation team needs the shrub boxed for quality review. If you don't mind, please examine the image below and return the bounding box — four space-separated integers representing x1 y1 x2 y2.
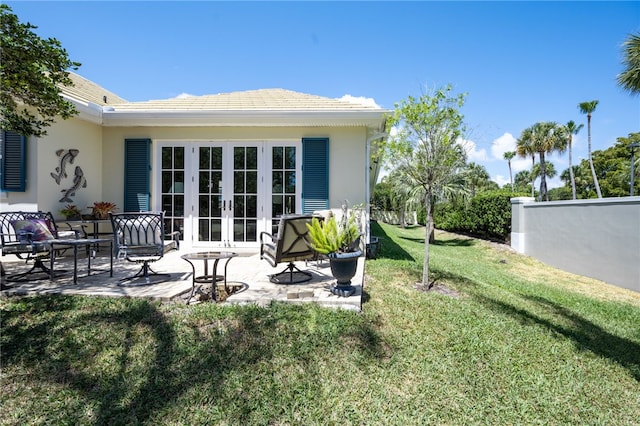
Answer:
434 190 528 242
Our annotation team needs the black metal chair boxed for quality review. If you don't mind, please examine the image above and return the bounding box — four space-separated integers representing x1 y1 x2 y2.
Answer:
260 214 316 284
0 211 78 284
110 212 170 286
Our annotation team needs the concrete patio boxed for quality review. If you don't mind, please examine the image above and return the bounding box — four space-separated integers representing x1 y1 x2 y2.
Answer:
0 247 365 311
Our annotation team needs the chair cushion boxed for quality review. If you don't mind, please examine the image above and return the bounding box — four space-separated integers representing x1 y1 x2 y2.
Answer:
123 226 162 245
11 219 55 242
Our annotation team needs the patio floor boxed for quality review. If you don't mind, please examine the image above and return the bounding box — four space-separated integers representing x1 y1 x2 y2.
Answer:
0 247 365 311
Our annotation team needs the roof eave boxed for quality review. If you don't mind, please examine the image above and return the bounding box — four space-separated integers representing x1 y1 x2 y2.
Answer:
101 110 390 128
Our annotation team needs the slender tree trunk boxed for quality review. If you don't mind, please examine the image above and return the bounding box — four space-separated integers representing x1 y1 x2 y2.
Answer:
530 156 535 198
587 114 602 198
569 138 577 200
509 161 514 192
428 194 435 243
421 191 431 289
539 152 548 201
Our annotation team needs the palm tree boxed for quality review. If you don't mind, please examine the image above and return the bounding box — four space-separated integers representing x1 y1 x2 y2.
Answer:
617 32 640 95
564 120 583 200
579 100 602 198
385 167 413 228
464 162 490 198
503 151 516 191
528 122 567 201
532 161 557 182
516 127 536 198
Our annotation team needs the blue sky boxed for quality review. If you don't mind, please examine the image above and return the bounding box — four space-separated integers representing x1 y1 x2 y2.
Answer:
8 1 640 188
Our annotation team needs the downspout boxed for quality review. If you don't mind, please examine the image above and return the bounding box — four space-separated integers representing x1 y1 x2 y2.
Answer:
365 128 388 244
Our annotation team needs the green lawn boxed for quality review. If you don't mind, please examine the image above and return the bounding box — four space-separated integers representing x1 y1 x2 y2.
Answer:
2 222 639 425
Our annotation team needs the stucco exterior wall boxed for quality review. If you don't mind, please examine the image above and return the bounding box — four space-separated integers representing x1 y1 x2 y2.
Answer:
101 126 368 211
511 197 640 292
1 117 103 219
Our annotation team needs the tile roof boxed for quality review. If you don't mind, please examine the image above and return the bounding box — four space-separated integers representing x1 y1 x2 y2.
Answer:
109 89 382 112
61 73 383 112
63 73 127 106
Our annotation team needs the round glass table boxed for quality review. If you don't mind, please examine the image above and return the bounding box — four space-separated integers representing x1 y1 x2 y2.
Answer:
181 251 237 303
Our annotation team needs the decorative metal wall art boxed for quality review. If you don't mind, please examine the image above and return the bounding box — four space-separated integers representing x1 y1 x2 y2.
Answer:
50 148 86 202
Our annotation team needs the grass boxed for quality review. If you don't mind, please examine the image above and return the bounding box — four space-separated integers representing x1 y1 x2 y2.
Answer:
1 222 639 425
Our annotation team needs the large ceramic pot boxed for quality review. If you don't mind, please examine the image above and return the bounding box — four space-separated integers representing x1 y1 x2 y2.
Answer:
328 250 361 296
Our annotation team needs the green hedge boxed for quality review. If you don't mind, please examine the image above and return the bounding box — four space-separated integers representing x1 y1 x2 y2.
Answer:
434 190 527 242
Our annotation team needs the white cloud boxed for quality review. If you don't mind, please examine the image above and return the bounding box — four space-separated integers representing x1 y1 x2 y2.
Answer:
546 176 563 189
493 174 511 187
174 93 195 99
490 132 517 160
461 138 489 162
339 94 380 108
511 157 531 173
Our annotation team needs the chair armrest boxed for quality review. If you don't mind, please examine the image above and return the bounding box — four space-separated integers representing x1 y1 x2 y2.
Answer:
259 231 275 244
259 231 276 258
165 230 181 250
58 222 86 239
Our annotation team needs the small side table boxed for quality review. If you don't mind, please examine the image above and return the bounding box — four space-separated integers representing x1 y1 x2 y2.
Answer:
44 238 113 284
181 251 237 303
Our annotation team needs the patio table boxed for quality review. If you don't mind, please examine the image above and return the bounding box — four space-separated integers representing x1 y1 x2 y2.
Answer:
181 251 237 303
40 238 113 284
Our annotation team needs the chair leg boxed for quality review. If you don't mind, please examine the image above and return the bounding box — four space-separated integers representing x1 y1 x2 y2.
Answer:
118 260 170 287
4 257 57 283
269 262 312 284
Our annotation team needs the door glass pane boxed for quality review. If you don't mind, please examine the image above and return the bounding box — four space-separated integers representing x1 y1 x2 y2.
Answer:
246 220 256 241
199 195 209 216
234 195 244 218
285 171 295 193
212 195 221 217
272 195 283 217
212 147 222 169
174 195 184 216
162 171 172 193
285 147 296 169
199 147 210 169
211 219 221 241
234 219 244 241
246 195 257 217
199 219 209 241
272 171 283 193
162 147 172 169
234 147 244 169
246 147 257 169
175 147 184 168
234 171 244 193
273 146 283 169
246 171 257 193
199 172 210 193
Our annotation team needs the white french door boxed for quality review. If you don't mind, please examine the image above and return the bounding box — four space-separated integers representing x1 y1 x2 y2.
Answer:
157 140 301 249
194 142 262 248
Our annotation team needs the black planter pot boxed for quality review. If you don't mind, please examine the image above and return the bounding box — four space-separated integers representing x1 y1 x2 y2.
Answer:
328 250 361 296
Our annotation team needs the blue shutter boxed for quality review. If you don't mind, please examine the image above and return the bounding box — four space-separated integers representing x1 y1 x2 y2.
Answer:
0 130 26 192
124 138 151 212
302 138 329 213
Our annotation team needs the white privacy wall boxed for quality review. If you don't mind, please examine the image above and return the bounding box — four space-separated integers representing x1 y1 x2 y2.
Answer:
511 197 640 293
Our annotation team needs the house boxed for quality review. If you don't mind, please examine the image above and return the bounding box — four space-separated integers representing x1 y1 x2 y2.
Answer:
1 73 389 250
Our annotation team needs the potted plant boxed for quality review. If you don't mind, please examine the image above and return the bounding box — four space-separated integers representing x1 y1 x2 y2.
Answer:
90 201 117 220
306 213 362 297
60 204 83 221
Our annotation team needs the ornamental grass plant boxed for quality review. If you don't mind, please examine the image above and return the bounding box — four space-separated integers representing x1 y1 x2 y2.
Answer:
1 222 639 425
